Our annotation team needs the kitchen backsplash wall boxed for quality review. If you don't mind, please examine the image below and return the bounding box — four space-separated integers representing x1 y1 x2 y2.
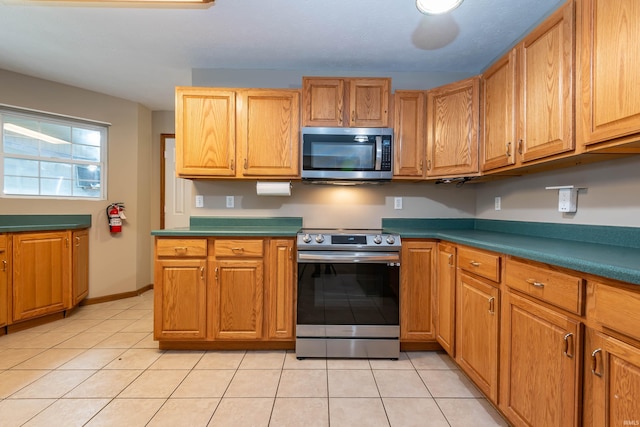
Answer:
191 180 477 229
475 155 640 227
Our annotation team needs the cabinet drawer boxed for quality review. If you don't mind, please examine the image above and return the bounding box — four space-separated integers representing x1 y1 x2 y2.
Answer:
588 281 640 342
156 238 207 257
506 258 584 315
215 239 264 257
458 246 501 283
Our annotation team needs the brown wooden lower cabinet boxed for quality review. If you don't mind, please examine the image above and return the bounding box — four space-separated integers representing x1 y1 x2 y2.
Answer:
153 236 295 347
0 234 8 328
456 271 500 403
500 291 582 427
435 242 456 356
400 240 436 343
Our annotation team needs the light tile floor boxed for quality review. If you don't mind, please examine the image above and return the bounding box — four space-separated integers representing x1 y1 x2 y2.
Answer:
0 291 510 426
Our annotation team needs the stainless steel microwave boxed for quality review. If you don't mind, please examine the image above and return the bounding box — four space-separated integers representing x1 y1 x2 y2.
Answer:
301 127 393 181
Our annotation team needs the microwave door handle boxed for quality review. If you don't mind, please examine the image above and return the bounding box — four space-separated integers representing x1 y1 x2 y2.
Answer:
375 136 382 170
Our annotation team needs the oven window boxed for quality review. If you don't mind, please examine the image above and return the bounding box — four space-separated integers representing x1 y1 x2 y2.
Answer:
297 263 400 325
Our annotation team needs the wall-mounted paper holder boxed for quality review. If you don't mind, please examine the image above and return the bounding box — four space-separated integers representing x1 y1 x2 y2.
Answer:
545 185 586 213
256 181 292 196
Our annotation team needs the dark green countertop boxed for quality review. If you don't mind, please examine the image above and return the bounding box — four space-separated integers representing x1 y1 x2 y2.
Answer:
383 218 640 286
0 215 92 232
151 217 303 237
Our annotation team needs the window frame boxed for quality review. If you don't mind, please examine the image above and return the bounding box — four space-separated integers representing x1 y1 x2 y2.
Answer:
0 104 109 200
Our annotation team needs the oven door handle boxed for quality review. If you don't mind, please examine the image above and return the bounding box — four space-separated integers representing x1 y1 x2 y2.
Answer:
297 251 400 264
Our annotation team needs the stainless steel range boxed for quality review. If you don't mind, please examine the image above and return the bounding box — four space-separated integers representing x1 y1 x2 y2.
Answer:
296 228 401 359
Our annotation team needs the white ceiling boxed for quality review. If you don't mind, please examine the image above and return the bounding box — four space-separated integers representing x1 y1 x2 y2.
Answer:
0 0 565 111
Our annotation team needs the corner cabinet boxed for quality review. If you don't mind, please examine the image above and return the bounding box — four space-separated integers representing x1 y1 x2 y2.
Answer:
400 240 436 343
302 77 391 128
12 231 71 322
425 76 480 178
175 87 300 179
577 0 640 150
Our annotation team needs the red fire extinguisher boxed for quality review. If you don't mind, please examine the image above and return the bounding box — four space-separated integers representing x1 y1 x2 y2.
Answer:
107 202 125 233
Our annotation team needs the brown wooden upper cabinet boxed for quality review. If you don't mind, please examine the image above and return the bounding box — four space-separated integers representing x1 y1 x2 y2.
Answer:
302 77 391 128
426 76 480 178
175 87 300 179
482 0 575 172
393 91 426 178
576 0 640 151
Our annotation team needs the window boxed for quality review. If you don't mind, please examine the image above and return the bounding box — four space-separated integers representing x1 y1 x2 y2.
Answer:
0 105 108 199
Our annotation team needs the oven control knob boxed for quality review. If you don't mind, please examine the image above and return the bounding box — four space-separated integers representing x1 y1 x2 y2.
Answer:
315 234 325 243
386 235 396 245
373 235 382 244
302 233 312 243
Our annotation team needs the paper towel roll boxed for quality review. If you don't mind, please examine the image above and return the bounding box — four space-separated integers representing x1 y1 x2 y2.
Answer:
256 181 292 196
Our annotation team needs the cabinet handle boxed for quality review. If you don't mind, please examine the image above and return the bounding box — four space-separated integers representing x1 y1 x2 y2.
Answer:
518 139 523 155
591 348 603 377
230 159 234 171
563 332 574 358
289 246 292 261
215 266 218 281
427 159 432 171
1 259 6 272
448 254 454 267
243 158 248 170
488 297 495 315
75 236 81 247
506 141 511 157
200 266 205 280
470 261 481 267
231 247 244 253
174 247 187 255
526 278 545 288
65 238 69 248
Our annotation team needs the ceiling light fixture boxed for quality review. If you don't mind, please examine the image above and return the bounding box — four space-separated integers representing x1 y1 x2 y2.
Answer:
416 0 463 15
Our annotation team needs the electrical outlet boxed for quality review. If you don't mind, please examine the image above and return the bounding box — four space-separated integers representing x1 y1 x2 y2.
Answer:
394 197 403 210
226 196 234 208
558 188 577 212
494 196 501 211
195 195 204 208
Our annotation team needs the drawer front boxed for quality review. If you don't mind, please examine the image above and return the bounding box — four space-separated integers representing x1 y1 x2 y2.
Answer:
215 239 264 257
588 281 640 342
506 258 584 315
458 246 501 283
156 238 207 257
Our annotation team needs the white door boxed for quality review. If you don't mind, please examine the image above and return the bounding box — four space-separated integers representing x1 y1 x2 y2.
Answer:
164 137 192 229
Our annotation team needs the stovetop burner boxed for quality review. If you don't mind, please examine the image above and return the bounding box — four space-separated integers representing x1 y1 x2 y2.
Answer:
297 228 401 250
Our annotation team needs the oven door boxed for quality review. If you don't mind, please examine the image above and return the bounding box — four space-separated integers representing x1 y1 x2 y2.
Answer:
296 251 400 333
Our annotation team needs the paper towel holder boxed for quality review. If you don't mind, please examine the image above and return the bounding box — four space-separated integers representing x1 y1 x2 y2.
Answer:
256 181 292 196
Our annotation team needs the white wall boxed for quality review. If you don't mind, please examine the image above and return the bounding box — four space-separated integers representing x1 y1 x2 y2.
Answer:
0 69 155 298
475 156 640 227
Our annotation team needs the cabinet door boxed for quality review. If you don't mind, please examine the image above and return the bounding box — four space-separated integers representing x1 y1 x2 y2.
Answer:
213 259 264 340
435 243 456 356
72 229 89 306
0 235 8 328
456 272 499 403
585 329 640 427
500 292 581 427
266 239 294 340
154 259 207 340
518 0 575 162
577 0 640 147
393 91 426 178
426 77 480 177
175 87 236 177
237 89 300 177
482 50 517 171
302 78 345 127
12 232 71 322
400 241 436 341
349 78 391 127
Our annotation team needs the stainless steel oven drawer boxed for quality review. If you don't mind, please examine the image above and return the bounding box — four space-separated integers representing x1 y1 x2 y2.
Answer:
296 338 399 359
